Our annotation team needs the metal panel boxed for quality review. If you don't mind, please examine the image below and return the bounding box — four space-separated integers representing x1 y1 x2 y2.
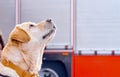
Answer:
73 56 120 77
75 0 120 54
0 0 16 43
40 51 72 77
21 0 72 49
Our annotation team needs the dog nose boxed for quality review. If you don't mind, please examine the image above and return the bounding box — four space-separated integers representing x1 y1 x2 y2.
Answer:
53 25 56 29
46 19 52 23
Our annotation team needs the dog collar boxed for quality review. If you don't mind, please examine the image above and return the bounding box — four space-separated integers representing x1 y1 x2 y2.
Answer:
1 59 38 77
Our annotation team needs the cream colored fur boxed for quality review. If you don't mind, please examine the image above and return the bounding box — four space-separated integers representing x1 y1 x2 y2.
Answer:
0 19 56 77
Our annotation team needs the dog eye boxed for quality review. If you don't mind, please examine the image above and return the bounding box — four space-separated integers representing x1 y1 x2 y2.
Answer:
30 24 34 27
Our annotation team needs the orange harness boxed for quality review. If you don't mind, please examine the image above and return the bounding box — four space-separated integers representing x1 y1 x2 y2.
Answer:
2 59 38 77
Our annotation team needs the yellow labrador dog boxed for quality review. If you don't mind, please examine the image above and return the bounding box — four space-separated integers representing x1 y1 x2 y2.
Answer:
0 19 56 77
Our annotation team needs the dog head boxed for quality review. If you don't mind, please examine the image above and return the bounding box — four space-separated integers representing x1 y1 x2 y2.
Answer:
9 19 56 46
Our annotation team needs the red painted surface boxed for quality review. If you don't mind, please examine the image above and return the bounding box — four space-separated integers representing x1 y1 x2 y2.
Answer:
73 55 120 77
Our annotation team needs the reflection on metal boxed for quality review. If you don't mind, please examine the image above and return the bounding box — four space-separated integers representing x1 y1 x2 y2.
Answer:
16 0 20 24
40 68 59 77
45 44 72 50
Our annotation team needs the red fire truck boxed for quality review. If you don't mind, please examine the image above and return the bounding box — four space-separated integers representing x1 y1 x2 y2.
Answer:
73 0 120 77
1 0 120 77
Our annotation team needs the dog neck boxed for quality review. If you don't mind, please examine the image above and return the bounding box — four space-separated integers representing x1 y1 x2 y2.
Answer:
1 41 46 74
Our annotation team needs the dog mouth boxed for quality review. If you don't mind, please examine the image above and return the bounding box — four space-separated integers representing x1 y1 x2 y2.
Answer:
42 29 55 39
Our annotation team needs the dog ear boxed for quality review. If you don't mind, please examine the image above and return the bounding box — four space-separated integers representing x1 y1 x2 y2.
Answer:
10 26 30 43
